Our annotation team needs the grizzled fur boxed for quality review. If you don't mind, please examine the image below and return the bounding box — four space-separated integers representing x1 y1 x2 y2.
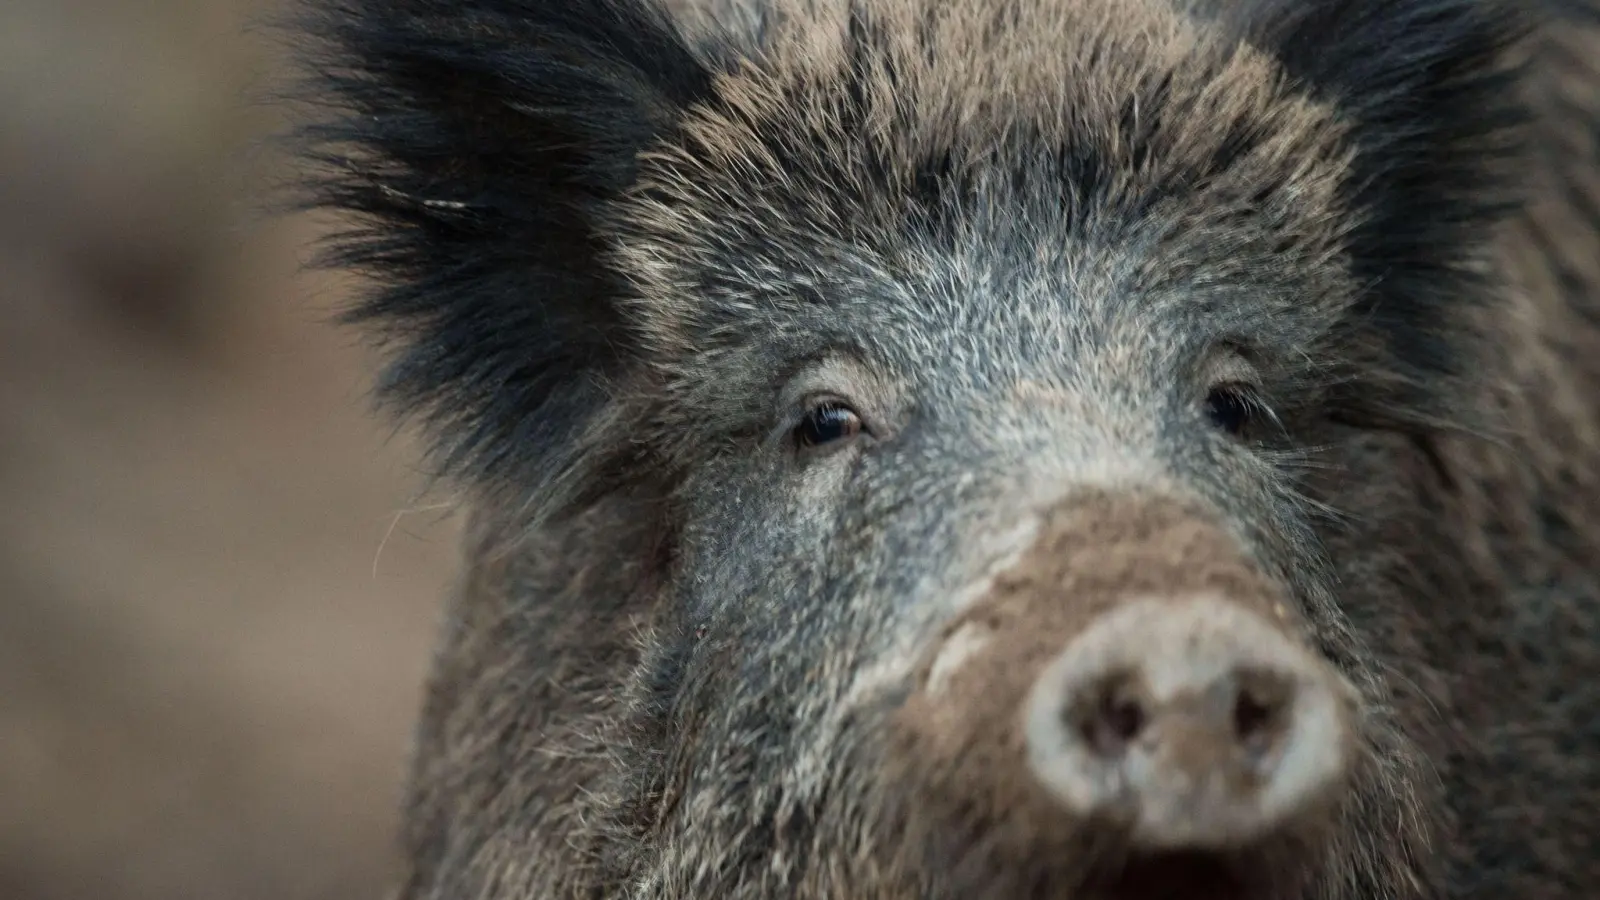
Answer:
287 0 1600 897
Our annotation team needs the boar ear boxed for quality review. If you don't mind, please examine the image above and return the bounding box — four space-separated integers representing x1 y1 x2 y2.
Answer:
290 0 717 508
1216 0 1533 426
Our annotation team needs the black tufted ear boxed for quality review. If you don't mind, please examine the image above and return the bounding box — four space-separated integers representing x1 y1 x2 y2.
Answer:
1207 0 1535 431
289 0 717 513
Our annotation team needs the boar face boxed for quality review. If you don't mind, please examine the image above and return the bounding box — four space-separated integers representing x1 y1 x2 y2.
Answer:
292 0 1534 896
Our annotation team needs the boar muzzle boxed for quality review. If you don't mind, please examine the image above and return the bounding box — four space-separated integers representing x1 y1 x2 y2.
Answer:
889 491 1360 894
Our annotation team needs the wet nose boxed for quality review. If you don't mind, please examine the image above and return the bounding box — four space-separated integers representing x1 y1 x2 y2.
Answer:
1025 595 1357 850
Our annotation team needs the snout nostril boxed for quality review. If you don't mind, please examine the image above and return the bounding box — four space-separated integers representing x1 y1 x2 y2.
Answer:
1232 670 1292 751
1233 691 1274 740
1068 674 1147 756
1104 693 1146 744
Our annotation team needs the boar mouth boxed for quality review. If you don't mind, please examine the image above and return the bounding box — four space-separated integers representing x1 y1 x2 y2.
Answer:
915 832 1312 896
1083 848 1271 900
915 825 1313 900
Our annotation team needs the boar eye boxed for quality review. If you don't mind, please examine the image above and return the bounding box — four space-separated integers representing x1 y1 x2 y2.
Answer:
795 400 863 450
1205 383 1256 437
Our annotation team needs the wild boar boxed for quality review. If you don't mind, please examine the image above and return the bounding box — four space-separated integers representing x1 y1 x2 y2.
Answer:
288 0 1600 896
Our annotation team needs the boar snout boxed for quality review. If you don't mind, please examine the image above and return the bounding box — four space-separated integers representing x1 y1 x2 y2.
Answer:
891 493 1361 892
1026 595 1357 850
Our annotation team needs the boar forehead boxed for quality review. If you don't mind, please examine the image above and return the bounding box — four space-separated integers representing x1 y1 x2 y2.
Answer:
615 1 1351 647
613 0 1359 396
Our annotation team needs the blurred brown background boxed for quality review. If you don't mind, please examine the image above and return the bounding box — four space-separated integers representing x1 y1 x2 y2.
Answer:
0 2 461 899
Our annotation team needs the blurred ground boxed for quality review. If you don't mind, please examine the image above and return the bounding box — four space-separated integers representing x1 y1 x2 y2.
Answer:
0 2 461 899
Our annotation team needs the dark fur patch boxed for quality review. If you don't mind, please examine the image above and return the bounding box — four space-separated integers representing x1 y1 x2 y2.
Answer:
1205 0 1535 434
286 0 719 511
